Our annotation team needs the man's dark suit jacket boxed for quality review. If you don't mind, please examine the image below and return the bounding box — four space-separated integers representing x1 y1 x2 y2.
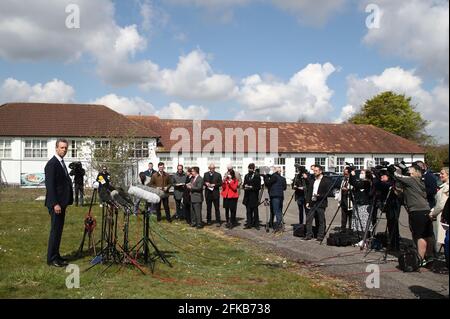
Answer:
45 156 74 209
203 171 222 200
306 175 331 209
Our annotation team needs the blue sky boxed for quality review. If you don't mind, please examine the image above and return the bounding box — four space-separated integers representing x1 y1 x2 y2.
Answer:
0 0 448 142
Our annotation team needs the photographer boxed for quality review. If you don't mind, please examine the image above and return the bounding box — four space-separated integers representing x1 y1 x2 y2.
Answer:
292 166 309 225
265 167 287 232
336 168 353 232
373 170 401 251
392 164 434 263
69 162 85 207
349 169 373 235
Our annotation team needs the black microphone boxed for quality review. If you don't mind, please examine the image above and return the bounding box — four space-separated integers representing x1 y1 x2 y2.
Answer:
99 187 118 208
111 190 132 209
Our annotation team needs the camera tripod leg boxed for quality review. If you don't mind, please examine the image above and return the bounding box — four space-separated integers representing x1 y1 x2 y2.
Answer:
320 204 342 245
76 228 88 257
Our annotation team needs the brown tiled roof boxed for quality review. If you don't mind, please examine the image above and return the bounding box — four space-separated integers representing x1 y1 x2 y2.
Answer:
127 116 425 154
0 103 159 138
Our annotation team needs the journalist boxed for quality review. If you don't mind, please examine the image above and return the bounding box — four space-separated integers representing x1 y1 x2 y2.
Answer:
172 164 187 220
292 168 309 225
266 166 287 232
393 164 434 264
69 162 85 206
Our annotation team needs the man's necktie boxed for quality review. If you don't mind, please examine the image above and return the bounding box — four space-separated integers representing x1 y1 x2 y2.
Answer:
61 159 69 176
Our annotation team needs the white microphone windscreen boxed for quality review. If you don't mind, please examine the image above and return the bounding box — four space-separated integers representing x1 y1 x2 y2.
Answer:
128 186 161 204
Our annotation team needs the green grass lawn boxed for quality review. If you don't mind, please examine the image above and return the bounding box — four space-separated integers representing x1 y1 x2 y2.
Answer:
0 187 353 299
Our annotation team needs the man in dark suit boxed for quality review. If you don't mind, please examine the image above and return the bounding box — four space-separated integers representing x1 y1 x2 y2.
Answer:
45 138 73 267
188 167 204 229
203 163 222 226
243 163 262 229
305 165 331 241
144 162 157 180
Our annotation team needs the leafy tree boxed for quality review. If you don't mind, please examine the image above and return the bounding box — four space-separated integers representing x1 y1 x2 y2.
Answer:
425 144 449 172
348 91 431 143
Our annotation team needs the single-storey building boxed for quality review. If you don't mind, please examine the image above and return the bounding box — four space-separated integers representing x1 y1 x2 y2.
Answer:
0 102 425 186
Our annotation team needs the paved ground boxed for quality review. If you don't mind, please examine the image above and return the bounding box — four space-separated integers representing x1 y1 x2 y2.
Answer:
196 189 449 299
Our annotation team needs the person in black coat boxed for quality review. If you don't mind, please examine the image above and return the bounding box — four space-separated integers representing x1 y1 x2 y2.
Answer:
44 139 73 267
203 163 223 226
243 163 262 229
305 165 331 240
266 167 287 231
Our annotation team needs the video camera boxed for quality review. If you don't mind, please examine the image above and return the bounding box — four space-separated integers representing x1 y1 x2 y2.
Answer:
258 166 272 176
345 162 356 172
69 161 85 176
294 164 308 175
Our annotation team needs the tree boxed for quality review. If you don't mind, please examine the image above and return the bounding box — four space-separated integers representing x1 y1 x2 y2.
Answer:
348 91 431 144
425 144 449 172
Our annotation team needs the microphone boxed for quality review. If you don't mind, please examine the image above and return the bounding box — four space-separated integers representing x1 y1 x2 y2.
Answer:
111 190 132 209
135 184 168 199
117 187 134 206
128 186 161 204
99 187 118 208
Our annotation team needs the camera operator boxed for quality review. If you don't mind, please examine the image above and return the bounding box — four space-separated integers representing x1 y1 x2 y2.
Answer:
349 169 373 236
265 166 287 232
243 163 262 230
373 170 401 251
336 167 353 232
292 165 309 225
69 162 85 207
305 165 331 240
391 163 434 263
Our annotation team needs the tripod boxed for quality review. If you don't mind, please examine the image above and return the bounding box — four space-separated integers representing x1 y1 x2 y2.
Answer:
77 188 98 257
130 209 172 273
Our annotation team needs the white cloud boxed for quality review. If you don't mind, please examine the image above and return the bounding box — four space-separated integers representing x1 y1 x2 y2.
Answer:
271 0 348 26
156 102 209 119
362 0 449 81
340 67 449 142
0 78 75 103
91 94 155 115
139 0 170 32
141 49 238 100
237 63 336 121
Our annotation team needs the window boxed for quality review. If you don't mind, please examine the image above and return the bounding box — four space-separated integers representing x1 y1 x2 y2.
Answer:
183 155 199 170
374 157 385 166
336 157 346 174
295 157 306 166
274 157 286 176
394 158 404 165
158 156 173 173
232 155 244 176
24 139 47 158
315 157 326 168
0 139 12 158
130 141 149 158
354 157 365 170
68 140 83 158
95 140 110 149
